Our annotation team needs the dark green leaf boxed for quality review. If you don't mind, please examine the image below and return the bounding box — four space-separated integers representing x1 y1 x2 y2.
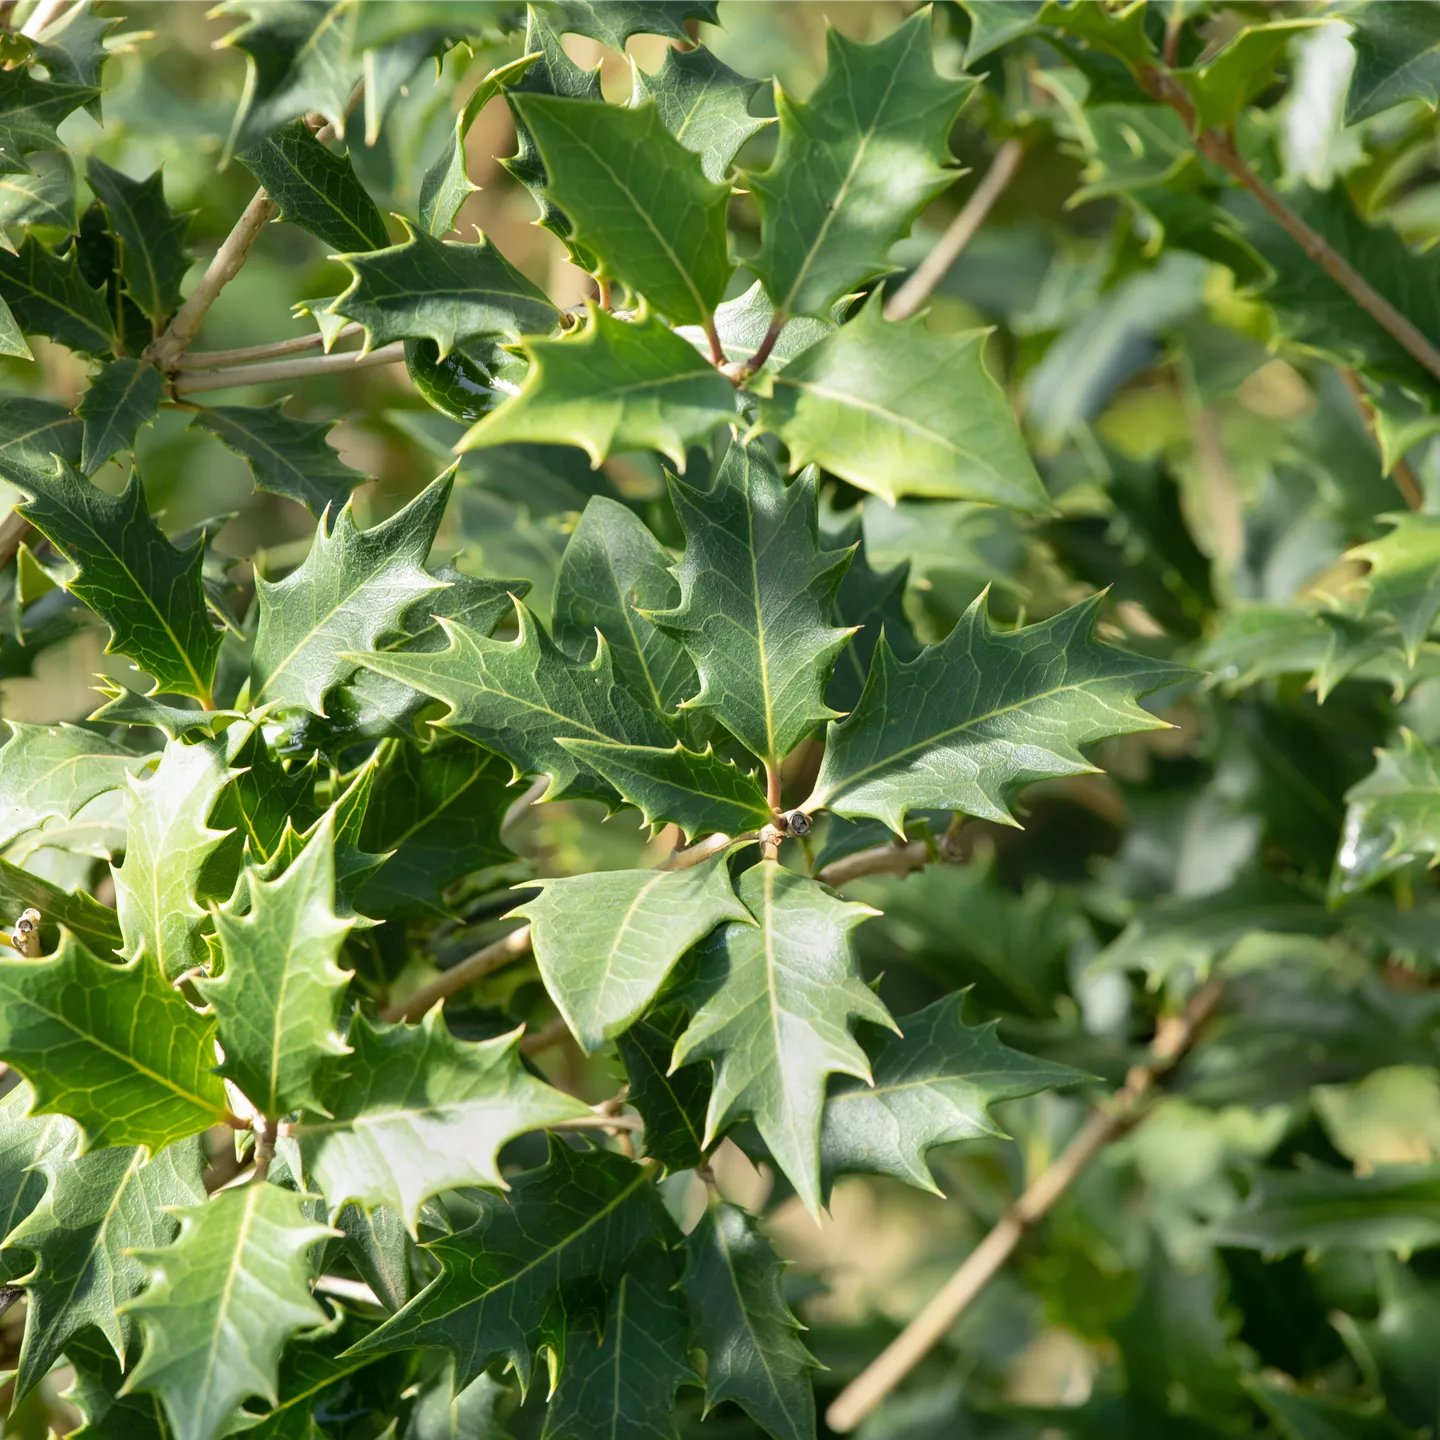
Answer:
617 1008 709 1173
537 1 718 50
1332 731 1440 900
0 395 81 485
633 44 768 183
76 359 165 475
0 1081 72 1280
0 66 98 177
239 120 388 253
1247 1376 1418 1440
0 234 113 355
83 158 192 328
1345 1 1440 123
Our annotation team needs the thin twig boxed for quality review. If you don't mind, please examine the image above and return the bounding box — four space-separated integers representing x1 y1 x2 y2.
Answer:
549 1111 645 1134
172 342 405 395
519 1014 571 1056
315 1274 381 1307
735 317 784 383
1140 67 1440 390
147 188 279 372
173 324 364 372
19 0 65 37
826 978 1226 1433
884 139 1025 323
818 839 931 888
502 776 549 834
0 513 30 575
1339 368 1424 511
250 1115 278 1185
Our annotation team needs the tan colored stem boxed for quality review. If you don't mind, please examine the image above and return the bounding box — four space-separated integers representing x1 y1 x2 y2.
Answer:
0 512 31 574
818 839 931 888
884 139 1025 323
826 979 1226 1433
251 1115 278 1185
173 324 363 371
147 188 279 371
19 0 65 37
11 908 41 957
172 342 405 395
1141 67 1440 390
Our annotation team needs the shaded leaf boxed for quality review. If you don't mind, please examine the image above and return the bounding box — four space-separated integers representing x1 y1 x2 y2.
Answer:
1345 514 1440 665
0 395 81 485
537 1 718 50
1332 730 1440 900
0 721 140 851
617 1007 709 1173
84 158 192 328
0 234 112 354
76 359 165 476
0 854 124 956
1247 1377 1417 1439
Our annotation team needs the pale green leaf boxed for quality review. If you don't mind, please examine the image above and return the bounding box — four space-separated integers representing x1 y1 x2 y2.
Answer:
1333 730 1440 900
753 295 1050 511
672 860 893 1214
517 853 750 1052
459 307 736 469
633 44 768 183
0 721 141 851
537 1 718 51
1345 514 1440 665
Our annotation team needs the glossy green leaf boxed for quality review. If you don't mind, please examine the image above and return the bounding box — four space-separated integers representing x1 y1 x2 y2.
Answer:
0 1082 73 1283
806 593 1187 834
330 223 557 358
0 721 140 851
677 279 832 373
557 739 773 841
553 495 695 718
250 474 450 715
633 44 767 184
199 813 352 1118
297 1011 589 1228
1332 730 1440 900
512 93 732 325
820 992 1085 1195
1344 515 1440 665
7 1137 204 1399
653 438 853 767
355 736 513 917
217 0 360 156
0 933 228 1152
673 860 893 1215
748 13 974 320
0 394 81 484
84 158 192 327
113 735 234 982
0 854 124 957
517 853 750 1053
544 1248 697 1440
537 1 718 50
460 307 736 468
347 599 672 804
0 234 112 354
17 463 221 701
122 1183 334 1440
76 359 165 475
0 66 98 176
189 401 368 518
682 1203 818 1440
0 152 78 248
350 1143 659 1390
239 120 388 253
753 295 1050 512
1345 1 1440 123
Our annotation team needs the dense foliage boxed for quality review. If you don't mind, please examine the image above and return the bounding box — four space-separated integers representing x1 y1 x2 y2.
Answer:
2 0 1440 1436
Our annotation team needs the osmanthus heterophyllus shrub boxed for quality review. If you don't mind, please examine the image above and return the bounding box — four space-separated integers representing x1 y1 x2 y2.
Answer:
2 1 1439 1438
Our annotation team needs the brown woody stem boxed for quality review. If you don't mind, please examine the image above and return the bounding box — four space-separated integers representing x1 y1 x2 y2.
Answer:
172 342 405 395
173 324 364 371
826 978 1226 1433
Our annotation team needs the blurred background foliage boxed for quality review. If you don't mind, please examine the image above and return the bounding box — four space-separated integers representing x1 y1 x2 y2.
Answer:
7 1 1440 1437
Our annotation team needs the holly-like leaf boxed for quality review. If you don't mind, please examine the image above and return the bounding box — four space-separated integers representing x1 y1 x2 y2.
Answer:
959 0 1045 63
0 234 113 354
297 1011 589 1228
557 739 773 841
682 1203 818 1440
1344 515 1440 665
0 1082 72 1281
355 736 513 917
330 223 557 359
17 463 221 701
677 279 833 374
1247 1377 1415 1440
820 992 1086 1195
633 44 768 183
0 395 82 485
31 6 123 99
86 683 234 740
189 401 368 518
0 151 78 249
217 1 360 157
653 438 854 768
199 813 351 1119
512 93 732 326
6 1138 204 1399
250 474 450 715
0 721 141 851
517 853 750 1053
350 1143 659 1390
347 600 672 804
748 14 974 320
0 934 228 1152
83 158 191 328
805 593 1187 834
0 66 98 176
418 51 541 239
239 120 388 253
1345 1 1440 123
114 736 234 982
63 1327 171 1440
553 495 695 719
538 1 719 50
617 1008 709 1173
1177 20 1328 134
1332 730 1440 900
0 854 124 956
544 1247 697 1440
753 296 1050 512
76 359 165 476
122 1183 334 1440
672 860 893 1215
459 307 736 468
